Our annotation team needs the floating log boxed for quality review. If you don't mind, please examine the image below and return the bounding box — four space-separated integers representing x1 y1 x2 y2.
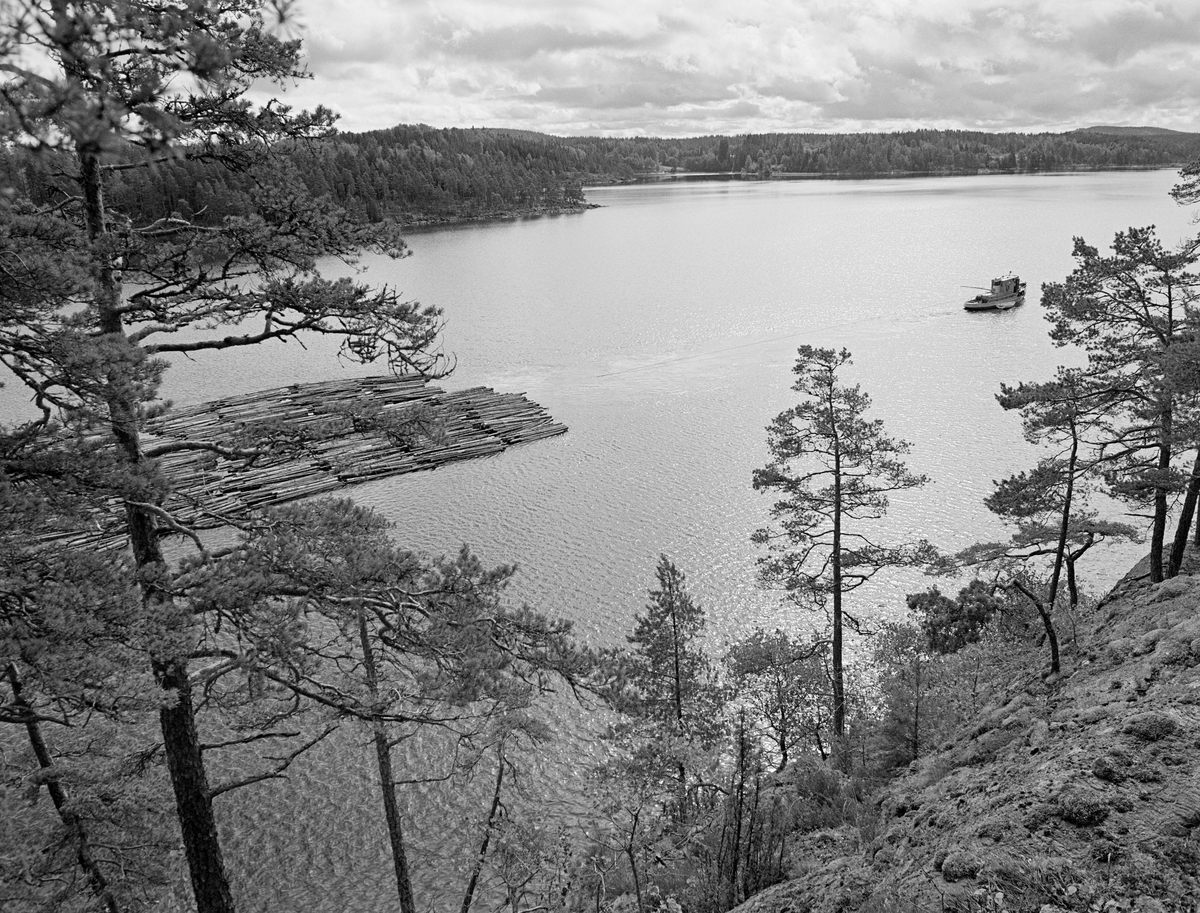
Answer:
127 374 567 538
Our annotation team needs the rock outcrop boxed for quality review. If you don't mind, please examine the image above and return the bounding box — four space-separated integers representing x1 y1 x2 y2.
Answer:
736 556 1200 913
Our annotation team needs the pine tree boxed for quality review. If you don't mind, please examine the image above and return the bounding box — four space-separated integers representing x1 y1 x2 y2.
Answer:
1039 228 1200 582
753 347 933 751
625 555 724 814
0 4 443 910
988 370 1139 606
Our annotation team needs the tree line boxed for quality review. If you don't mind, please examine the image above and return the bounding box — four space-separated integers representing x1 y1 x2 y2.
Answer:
3 1 1200 912
528 128 1200 179
2 123 1195 234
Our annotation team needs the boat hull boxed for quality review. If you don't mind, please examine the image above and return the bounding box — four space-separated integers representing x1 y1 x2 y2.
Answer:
964 292 1025 311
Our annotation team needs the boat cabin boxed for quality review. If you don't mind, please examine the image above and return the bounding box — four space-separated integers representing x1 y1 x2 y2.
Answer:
990 275 1021 296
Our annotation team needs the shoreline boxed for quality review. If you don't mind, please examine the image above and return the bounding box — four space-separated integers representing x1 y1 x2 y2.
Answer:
592 163 1184 187
397 202 600 232
393 167 1182 230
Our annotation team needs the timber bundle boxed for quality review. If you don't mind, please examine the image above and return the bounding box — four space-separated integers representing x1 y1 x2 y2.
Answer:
78 375 565 548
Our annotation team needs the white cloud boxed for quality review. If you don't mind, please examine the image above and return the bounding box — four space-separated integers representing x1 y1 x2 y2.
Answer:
262 0 1200 135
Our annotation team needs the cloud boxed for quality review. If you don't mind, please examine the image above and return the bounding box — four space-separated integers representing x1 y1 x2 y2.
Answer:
1070 4 1200 66
270 0 1200 135
438 24 658 62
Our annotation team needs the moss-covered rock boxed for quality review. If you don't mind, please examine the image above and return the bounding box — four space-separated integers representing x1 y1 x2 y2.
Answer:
1092 751 1129 783
1123 711 1179 741
1055 789 1109 827
939 849 983 882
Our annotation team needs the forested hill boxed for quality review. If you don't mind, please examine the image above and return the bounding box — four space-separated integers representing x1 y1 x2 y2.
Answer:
4 125 1197 230
0 125 594 230
529 126 1200 178
1076 125 1193 137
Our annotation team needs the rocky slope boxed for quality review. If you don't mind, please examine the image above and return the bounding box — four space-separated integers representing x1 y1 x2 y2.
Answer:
737 556 1200 913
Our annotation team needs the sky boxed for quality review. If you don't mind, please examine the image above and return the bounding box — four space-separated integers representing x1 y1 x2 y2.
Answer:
272 0 1200 137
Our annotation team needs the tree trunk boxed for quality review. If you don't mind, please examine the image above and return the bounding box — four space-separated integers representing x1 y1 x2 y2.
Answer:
1066 557 1079 608
76 123 237 913
1149 407 1172 583
1195 483 1200 548
743 773 762 897
1041 606 1060 674
1168 451 1200 576
1011 580 1059 674
668 573 684 729
831 434 846 752
358 610 417 913
460 744 505 913
158 658 236 913
627 848 644 913
910 654 921 763
5 664 120 913
667 573 688 817
625 812 644 913
723 712 747 909
713 812 732 908
371 730 416 913
1047 427 1078 610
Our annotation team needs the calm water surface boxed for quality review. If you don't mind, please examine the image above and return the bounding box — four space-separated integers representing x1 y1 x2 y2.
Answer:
15 171 1199 646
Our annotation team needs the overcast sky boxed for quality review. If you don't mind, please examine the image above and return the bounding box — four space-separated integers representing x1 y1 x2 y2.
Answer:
274 0 1200 137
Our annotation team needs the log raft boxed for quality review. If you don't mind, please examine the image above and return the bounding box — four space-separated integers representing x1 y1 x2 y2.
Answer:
71 375 565 548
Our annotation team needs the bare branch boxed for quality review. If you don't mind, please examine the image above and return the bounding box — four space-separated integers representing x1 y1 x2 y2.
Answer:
208 725 338 799
142 440 263 461
125 501 207 556
200 730 302 752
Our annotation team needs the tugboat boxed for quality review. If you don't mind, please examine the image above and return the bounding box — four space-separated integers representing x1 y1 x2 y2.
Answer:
964 274 1026 311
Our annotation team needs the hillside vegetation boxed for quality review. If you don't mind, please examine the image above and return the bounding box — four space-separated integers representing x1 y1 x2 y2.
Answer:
734 554 1200 913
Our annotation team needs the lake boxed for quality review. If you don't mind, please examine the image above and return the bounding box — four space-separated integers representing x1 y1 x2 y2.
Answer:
305 170 1199 646
7 170 1197 646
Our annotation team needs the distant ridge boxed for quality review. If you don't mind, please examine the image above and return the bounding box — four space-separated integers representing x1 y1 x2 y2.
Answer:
404 125 557 143
479 127 557 142
1076 125 1197 137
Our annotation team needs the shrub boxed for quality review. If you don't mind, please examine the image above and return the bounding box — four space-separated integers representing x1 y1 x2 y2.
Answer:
1055 790 1108 826
909 581 1003 655
940 849 983 881
779 755 860 833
